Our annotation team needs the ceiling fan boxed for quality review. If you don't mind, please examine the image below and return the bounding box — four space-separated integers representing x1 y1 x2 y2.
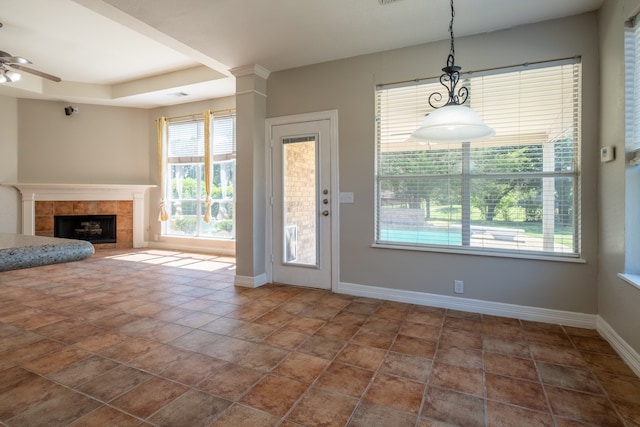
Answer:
0 50 61 83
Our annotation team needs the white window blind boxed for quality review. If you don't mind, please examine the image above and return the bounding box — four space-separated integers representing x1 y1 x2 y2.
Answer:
168 115 236 161
375 59 581 257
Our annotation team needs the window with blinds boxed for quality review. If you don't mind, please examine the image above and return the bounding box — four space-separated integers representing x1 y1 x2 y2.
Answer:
165 114 236 239
375 59 581 257
624 18 640 275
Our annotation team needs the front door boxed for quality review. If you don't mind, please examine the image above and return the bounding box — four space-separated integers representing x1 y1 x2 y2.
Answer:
270 119 333 289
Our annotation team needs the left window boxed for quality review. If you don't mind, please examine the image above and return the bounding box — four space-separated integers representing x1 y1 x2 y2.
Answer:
164 115 236 239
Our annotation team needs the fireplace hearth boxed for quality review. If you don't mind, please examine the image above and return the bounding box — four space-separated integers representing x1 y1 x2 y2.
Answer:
54 215 117 244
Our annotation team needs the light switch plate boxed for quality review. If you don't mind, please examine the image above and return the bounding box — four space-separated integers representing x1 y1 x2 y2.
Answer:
339 192 354 203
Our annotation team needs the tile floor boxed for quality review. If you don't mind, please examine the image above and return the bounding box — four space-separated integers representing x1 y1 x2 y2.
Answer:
0 249 639 427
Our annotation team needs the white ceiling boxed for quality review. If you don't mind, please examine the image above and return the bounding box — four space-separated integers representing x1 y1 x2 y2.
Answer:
0 0 604 109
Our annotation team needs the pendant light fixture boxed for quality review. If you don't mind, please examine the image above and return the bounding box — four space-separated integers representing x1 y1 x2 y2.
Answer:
411 0 494 143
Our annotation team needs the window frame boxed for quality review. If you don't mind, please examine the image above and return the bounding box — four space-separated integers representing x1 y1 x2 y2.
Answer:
162 114 236 240
374 59 583 261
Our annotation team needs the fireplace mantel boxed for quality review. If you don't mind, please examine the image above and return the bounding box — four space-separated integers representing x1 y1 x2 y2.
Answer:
8 183 155 248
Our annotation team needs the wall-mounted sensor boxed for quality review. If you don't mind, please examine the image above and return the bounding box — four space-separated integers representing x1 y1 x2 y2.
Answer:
600 146 615 163
64 106 78 116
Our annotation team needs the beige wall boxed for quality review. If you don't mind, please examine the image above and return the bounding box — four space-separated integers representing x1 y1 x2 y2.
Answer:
17 99 150 184
0 96 20 232
268 13 601 314
598 0 640 354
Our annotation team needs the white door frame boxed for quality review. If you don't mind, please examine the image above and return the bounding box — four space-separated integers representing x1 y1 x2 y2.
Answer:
265 110 339 291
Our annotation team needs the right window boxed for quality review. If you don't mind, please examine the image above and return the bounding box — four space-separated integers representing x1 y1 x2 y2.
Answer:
375 59 582 258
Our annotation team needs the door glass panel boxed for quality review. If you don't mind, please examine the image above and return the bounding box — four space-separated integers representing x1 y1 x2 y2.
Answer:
283 135 318 266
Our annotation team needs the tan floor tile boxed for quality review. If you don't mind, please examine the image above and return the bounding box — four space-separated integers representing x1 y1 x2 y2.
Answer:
363 373 424 413
298 335 346 359
351 329 396 349
0 374 64 419
6 387 100 426
336 343 386 371
287 387 358 426
530 342 587 368
537 361 603 394
430 362 484 397
148 389 231 426
263 328 309 350
210 403 281 427
380 351 432 382
110 376 188 418
78 365 152 402
486 400 554 427
545 385 625 426
391 335 437 359
399 321 441 341
273 352 329 383
98 337 162 362
0 338 65 364
22 346 92 375
348 401 417 427
485 352 539 381
315 362 374 397
47 355 120 388
486 373 548 412
198 363 265 400
68 405 145 427
240 374 308 416
422 386 485 427
314 321 360 340
434 345 483 369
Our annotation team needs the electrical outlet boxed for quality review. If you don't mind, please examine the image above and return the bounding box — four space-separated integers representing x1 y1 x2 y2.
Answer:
454 280 464 294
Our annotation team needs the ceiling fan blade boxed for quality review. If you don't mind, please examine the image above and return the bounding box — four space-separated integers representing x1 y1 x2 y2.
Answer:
0 51 31 65
10 64 61 82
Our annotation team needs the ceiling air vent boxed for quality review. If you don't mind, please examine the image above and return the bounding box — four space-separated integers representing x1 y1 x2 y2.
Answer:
378 0 403 4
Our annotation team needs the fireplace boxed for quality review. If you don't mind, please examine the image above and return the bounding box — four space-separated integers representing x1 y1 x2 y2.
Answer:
10 183 155 249
54 215 117 244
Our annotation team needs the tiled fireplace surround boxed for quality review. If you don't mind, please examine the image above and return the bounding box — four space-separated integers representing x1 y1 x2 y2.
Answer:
12 184 154 249
35 200 133 249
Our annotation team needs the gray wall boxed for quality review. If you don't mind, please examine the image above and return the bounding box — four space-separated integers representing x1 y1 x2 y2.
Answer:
598 0 640 354
267 13 601 314
0 96 20 233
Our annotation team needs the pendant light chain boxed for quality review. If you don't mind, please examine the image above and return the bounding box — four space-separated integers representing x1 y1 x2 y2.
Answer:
428 0 468 109
447 0 456 70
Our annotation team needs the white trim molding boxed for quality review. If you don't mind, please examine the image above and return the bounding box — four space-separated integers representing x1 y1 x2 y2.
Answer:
235 273 268 288
336 281 597 328
597 316 640 377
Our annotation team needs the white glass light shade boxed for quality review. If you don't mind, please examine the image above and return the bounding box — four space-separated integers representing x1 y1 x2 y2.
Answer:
5 70 21 82
411 104 495 143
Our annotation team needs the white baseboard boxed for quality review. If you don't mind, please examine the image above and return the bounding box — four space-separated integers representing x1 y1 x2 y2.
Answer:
336 281 597 328
597 316 640 377
235 273 268 288
146 241 235 257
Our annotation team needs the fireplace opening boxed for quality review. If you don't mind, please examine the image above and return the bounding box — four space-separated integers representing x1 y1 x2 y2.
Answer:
54 215 117 244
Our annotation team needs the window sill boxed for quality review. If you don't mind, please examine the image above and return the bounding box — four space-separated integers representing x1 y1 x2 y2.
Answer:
618 273 640 291
371 242 586 263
